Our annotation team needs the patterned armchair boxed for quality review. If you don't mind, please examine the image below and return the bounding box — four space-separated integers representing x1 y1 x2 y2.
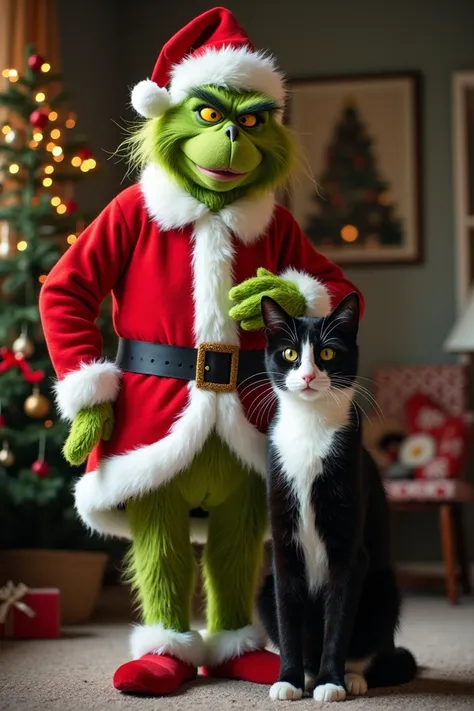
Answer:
373 364 474 604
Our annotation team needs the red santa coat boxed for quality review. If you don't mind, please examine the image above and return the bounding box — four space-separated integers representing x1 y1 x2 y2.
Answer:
39 163 364 538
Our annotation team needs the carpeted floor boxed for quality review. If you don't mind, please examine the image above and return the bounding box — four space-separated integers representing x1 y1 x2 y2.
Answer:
1 591 473 710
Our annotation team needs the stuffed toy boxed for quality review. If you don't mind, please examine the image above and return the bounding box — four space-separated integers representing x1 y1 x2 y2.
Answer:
39 6 364 696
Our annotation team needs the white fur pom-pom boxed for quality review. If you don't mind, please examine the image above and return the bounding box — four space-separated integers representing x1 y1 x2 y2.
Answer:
130 79 170 118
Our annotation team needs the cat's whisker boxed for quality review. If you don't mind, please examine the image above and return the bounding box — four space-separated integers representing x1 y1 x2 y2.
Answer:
332 386 373 426
238 370 279 388
257 391 278 429
331 378 384 422
239 378 273 398
249 390 277 425
247 387 277 421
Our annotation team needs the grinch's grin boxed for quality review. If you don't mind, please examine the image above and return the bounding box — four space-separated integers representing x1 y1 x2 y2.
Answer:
196 165 247 181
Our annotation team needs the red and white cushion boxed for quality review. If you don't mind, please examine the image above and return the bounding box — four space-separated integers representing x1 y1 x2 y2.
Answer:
384 479 474 502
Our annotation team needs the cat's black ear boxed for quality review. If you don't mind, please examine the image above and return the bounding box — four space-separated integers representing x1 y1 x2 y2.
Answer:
328 291 360 336
261 296 292 338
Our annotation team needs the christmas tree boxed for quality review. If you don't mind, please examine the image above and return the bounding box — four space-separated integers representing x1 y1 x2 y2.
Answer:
0 44 111 550
304 99 403 251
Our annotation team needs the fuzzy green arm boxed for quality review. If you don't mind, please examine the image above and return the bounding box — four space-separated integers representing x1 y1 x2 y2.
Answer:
229 267 307 330
63 402 114 466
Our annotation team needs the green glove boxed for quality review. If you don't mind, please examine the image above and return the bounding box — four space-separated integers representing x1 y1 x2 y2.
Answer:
63 402 115 466
229 267 307 331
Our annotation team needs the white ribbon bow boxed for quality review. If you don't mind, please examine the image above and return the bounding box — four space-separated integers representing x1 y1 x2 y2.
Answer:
0 581 36 624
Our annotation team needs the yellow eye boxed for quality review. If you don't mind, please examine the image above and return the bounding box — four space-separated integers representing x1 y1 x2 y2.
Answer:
199 107 223 123
238 113 258 128
320 348 335 361
282 348 298 362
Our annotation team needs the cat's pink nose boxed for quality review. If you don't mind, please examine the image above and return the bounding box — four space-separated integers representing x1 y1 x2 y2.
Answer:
302 374 316 384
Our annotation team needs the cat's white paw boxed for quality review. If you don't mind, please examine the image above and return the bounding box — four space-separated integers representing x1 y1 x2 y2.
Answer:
305 671 317 692
269 681 303 701
313 683 346 702
344 672 367 696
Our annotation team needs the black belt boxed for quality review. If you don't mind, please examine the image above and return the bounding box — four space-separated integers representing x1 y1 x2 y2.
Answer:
115 338 266 393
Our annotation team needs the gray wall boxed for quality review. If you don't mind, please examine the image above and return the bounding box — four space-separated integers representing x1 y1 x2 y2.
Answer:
58 0 474 563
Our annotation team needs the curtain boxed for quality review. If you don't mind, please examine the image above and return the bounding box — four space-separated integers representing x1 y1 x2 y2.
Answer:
0 0 60 78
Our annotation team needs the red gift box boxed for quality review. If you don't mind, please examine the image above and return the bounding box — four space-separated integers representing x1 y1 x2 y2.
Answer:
0 581 60 639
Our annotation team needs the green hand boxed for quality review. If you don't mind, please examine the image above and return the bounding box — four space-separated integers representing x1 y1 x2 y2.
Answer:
229 267 307 331
63 402 115 466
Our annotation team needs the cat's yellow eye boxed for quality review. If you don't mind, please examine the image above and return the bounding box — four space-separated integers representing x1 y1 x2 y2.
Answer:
238 113 258 128
199 107 223 123
282 348 298 362
320 347 335 361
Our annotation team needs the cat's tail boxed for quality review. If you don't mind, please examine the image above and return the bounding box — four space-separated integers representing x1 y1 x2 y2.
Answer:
365 647 417 688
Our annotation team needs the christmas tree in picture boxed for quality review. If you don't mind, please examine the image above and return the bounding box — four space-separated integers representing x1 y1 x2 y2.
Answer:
304 99 403 251
0 44 110 550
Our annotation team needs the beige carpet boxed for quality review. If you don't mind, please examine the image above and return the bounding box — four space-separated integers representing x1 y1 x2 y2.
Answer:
1 591 474 710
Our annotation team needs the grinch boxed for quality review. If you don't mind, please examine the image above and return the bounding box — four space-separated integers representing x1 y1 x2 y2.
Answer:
39 6 364 696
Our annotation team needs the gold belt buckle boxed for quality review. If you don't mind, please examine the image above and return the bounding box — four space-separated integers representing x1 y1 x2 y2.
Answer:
195 343 240 393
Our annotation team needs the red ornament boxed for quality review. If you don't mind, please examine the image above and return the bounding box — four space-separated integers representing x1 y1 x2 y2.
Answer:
0 414 6 428
78 148 92 161
31 460 50 477
28 54 45 72
29 110 48 129
64 200 78 215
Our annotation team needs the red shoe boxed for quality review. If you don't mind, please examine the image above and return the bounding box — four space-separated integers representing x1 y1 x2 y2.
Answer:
202 649 280 685
113 654 197 695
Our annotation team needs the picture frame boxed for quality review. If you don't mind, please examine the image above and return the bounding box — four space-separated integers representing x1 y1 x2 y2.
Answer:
284 71 423 266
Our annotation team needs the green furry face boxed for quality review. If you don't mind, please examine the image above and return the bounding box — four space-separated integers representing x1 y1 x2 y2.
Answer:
125 86 295 211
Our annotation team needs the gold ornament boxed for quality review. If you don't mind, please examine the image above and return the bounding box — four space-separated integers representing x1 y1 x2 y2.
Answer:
0 442 14 467
12 334 34 358
24 388 50 418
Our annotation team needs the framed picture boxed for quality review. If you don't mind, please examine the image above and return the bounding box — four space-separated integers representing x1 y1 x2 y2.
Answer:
284 72 423 265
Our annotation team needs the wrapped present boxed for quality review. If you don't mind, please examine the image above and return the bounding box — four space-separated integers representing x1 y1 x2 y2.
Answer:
0 581 60 639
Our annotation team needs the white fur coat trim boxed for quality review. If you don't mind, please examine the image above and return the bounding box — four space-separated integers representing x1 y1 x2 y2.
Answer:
201 624 266 666
140 163 276 243
54 360 121 422
130 624 206 667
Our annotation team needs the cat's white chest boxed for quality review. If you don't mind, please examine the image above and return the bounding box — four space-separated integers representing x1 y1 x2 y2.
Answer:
271 401 340 592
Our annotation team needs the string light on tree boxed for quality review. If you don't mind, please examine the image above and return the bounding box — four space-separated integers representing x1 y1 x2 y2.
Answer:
35 91 46 103
48 111 58 121
41 63 51 73
44 165 54 174
8 164 19 174
16 240 27 251
67 234 77 245
5 129 16 144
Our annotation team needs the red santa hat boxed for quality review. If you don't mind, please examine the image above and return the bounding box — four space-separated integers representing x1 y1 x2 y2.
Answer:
130 6 286 119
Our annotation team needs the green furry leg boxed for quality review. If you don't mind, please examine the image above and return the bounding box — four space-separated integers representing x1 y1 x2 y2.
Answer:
202 465 267 632
125 483 194 631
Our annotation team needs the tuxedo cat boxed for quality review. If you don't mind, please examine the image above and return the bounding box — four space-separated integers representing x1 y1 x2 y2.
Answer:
257 293 417 702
